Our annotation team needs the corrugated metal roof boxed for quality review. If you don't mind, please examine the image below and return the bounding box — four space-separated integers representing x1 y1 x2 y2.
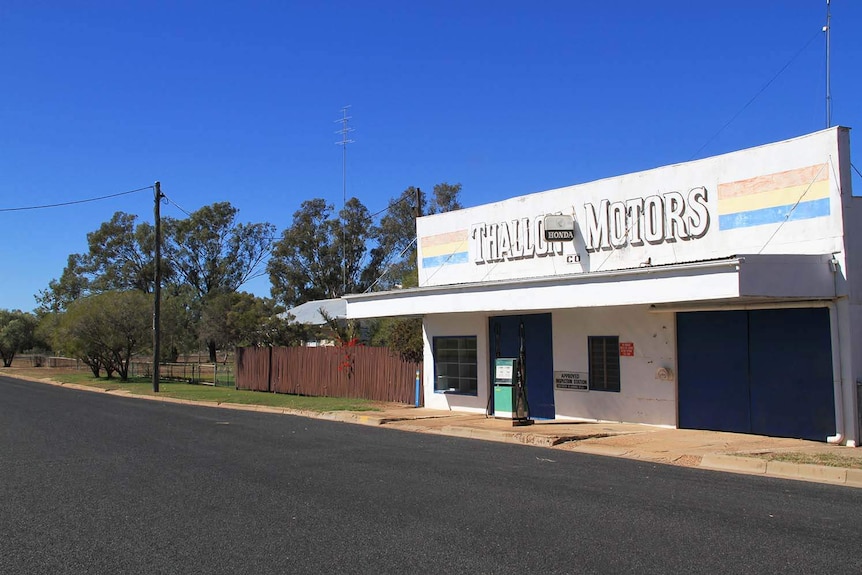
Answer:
280 298 346 325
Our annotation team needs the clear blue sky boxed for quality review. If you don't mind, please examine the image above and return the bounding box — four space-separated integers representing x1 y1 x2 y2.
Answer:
2 1 861 312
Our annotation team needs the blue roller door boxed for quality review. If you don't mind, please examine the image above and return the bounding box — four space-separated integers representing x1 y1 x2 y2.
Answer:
677 311 750 433
748 308 835 440
677 308 835 441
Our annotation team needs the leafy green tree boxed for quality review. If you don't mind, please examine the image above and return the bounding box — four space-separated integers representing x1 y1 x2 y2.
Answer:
366 183 463 360
365 188 419 292
371 182 463 291
268 197 376 307
37 203 274 363
48 309 103 377
164 201 275 360
60 291 151 380
83 212 161 293
160 288 199 362
36 212 162 313
197 291 276 357
0 310 40 367
197 292 312 352
165 202 274 298
36 254 90 313
223 294 279 347
427 182 463 215
368 316 423 363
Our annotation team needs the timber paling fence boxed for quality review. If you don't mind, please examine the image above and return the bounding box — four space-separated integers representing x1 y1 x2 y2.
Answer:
235 346 422 405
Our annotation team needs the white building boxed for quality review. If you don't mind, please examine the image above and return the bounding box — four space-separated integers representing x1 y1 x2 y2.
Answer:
345 127 861 445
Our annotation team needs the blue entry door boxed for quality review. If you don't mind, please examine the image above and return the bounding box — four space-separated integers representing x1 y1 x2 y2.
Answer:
489 313 555 419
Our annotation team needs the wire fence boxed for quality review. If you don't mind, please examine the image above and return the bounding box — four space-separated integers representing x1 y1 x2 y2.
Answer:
16 354 235 387
128 361 236 387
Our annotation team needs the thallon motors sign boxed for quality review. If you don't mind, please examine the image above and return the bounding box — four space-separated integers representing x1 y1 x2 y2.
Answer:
543 215 575 241
469 187 712 265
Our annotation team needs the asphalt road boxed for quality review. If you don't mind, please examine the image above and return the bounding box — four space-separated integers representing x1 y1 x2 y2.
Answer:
2 376 861 575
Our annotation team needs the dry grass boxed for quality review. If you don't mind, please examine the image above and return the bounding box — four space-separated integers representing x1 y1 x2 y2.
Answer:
744 451 862 470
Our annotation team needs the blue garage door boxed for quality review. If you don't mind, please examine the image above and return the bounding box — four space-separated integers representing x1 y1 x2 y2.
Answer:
677 311 750 433
489 313 555 419
677 308 835 441
748 308 835 439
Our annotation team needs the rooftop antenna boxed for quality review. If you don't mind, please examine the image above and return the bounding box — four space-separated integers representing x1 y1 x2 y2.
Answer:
824 0 832 128
335 106 354 296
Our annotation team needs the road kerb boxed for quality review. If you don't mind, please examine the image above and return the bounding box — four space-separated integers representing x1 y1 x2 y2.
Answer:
700 454 767 474
766 460 847 485
440 425 510 443
567 444 631 458
845 468 862 488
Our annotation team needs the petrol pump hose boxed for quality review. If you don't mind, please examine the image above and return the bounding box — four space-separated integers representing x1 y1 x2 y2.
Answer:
515 320 532 422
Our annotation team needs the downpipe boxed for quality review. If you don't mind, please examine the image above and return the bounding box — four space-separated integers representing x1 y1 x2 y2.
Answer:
827 302 845 445
826 255 855 446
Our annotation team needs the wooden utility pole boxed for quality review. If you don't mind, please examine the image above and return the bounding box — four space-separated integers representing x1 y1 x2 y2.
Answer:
152 181 162 393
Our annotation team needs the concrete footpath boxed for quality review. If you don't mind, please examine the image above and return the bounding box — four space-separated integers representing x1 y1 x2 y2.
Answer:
330 406 862 489
13 375 862 489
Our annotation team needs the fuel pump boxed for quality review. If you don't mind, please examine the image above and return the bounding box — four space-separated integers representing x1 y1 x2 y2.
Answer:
513 320 533 426
486 323 502 417
491 320 533 426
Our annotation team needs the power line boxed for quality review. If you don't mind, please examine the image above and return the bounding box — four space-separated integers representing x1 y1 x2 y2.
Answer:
369 193 413 220
162 193 192 217
0 185 154 213
363 237 418 293
689 28 822 161
757 163 827 254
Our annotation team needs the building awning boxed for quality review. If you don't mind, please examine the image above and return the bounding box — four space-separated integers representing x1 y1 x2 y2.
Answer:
345 254 838 319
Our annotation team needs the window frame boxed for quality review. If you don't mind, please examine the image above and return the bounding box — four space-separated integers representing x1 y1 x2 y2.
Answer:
588 335 621 393
432 335 478 396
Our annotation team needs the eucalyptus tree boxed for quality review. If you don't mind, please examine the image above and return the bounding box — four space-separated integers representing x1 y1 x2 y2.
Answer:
38 203 275 363
371 182 463 291
36 211 161 313
268 197 377 308
164 201 276 360
368 183 463 361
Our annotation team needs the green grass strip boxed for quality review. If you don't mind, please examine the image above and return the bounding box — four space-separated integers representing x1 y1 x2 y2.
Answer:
43 373 381 412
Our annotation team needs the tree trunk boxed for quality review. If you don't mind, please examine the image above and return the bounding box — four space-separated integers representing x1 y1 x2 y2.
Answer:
207 339 217 363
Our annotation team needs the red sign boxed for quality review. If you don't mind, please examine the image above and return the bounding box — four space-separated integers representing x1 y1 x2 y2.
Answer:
619 342 634 357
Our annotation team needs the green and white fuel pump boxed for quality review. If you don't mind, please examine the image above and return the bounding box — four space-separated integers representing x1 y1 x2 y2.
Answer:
493 355 533 426
493 358 518 419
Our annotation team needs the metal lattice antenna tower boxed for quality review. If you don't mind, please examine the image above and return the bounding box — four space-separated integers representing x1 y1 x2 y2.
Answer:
335 105 355 296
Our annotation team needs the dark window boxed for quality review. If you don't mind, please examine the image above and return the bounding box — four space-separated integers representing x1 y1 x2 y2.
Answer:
589 336 620 392
433 336 478 395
